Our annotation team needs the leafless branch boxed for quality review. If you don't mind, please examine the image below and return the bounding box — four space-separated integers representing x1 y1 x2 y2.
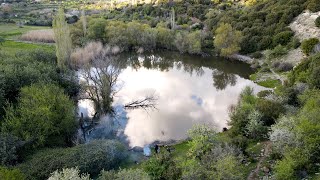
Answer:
124 94 158 111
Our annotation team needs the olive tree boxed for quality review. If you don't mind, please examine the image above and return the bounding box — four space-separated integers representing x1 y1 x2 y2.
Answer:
48 168 90 180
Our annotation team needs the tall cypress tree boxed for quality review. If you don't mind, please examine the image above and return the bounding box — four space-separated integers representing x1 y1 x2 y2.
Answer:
53 7 72 70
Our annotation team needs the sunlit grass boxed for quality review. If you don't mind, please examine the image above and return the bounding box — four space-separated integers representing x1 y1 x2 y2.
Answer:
0 23 51 39
0 40 54 55
257 79 281 88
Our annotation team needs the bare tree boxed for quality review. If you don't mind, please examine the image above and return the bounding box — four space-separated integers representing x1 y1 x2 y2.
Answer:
80 53 121 115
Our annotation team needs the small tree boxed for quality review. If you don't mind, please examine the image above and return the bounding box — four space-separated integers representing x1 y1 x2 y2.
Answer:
53 7 72 70
214 23 243 56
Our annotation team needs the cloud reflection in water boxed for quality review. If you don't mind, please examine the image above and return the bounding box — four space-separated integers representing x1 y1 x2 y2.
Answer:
114 65 265 147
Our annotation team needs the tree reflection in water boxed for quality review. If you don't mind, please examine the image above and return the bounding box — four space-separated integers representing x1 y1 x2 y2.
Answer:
212 70 237 91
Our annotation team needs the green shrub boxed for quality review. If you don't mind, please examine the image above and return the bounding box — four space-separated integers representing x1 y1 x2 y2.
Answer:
0 167 25 180
273 31 294 46
2 83 76 148
255 99 285 126
251 52 263 59
301 38 319 55
315 16 320 28
48 168 90 180
0 135 20 166
18 140 127 180
267 45 288 59
257 90 273 98
0 49 79 103
309 66 320 88
143 150 182 180
307 1 320 12
288 37 301 49
99 169 150 180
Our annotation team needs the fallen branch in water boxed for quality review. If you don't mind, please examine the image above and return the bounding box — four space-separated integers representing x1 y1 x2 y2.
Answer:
124 94 158 111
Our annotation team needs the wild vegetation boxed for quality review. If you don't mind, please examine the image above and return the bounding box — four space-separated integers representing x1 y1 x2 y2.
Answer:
0 0 320 179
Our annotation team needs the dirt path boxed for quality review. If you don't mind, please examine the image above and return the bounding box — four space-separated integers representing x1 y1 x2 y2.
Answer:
247 141 272 180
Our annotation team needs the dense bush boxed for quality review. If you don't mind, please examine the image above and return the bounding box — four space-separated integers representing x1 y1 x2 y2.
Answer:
18 140 127 180
0 49 78 104
0 135 20 166
0 167 25 180
309 66 320 88
288 37 301 49
301 38 319 55
99 169 150 180
143 151 181 180
272 31 294 46
272 90 320 179
181 125 244 179
257 90 273 98
307 0 320 12
266 45 288 59
251 52 263 59
1 83 76 148
72 19 204 54
48 168 90 180
256 98 285 126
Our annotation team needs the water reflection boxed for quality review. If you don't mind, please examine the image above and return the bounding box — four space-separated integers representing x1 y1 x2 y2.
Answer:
100 52 265 147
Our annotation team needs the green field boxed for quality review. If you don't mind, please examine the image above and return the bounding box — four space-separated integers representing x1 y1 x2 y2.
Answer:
0 40 54 55
0 23 51 39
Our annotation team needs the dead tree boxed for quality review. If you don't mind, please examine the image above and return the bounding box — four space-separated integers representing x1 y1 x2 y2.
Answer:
79 54 121 115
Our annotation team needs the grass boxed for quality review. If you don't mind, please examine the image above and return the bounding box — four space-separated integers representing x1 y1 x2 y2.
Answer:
257 79 281 88
250 73 258 81
172 141 190 160
0 23 51 40
0 40 54 55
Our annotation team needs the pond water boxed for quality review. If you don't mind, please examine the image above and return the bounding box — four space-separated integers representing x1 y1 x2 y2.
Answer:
79 51 266 147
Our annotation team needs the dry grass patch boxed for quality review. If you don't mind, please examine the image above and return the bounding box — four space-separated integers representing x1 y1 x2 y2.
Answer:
20 29 55 43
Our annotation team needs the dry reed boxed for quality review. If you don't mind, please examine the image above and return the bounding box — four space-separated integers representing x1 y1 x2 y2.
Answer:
20 29 55 43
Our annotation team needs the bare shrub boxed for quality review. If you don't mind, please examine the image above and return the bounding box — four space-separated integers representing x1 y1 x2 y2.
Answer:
70 42 122 69
70 42 112 69
20 30 55 43
271 61 281 69
272 61 293 72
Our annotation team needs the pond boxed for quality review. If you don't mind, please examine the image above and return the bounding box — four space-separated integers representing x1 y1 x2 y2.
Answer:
78 51 266 147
